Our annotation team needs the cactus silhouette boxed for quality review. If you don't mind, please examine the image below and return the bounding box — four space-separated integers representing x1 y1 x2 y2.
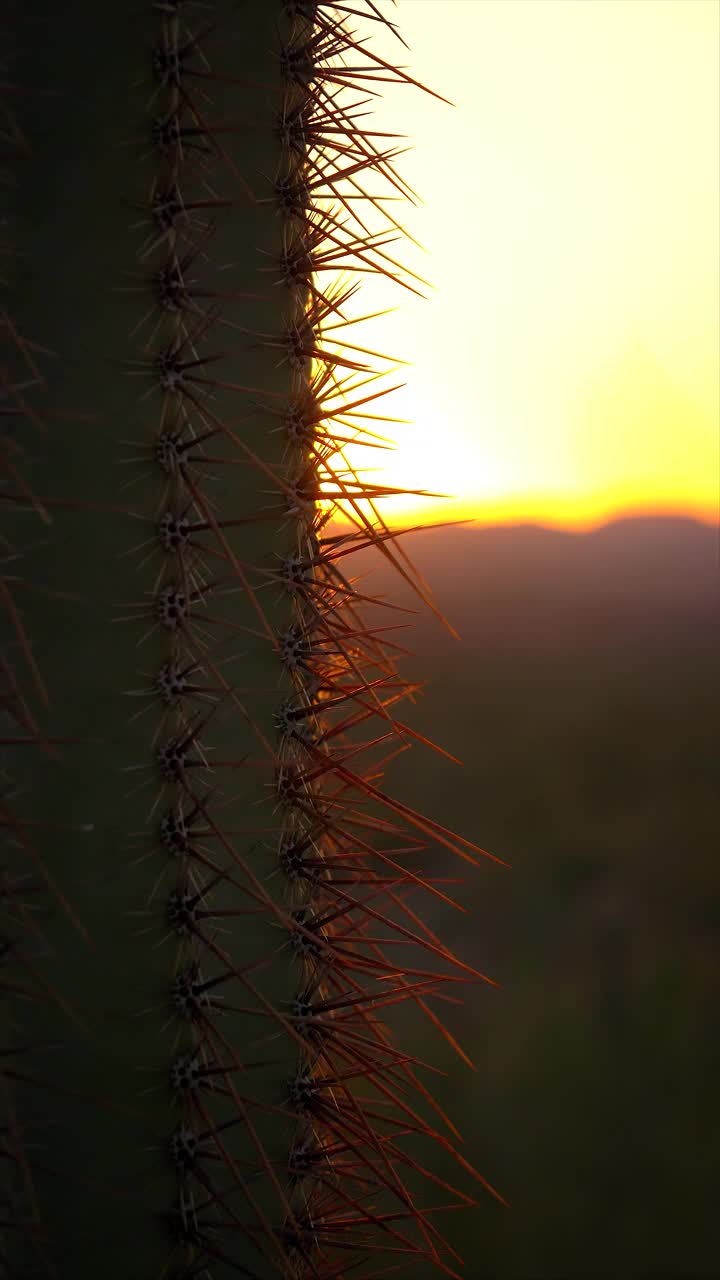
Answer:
2 3 501 1276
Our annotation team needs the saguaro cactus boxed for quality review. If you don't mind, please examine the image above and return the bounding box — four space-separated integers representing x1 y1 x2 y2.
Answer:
2 2 500 1276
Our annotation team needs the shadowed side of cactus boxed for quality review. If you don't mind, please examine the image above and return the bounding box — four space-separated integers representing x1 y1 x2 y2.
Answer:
2 3 501 1277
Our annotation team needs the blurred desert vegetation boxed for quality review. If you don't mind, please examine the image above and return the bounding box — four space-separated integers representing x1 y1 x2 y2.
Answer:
351 515 719 1279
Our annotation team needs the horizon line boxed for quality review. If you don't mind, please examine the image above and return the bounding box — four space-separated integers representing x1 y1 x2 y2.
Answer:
324 501 718 538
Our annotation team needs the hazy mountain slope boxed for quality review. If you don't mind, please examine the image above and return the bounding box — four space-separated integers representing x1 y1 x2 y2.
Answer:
347 515 718 659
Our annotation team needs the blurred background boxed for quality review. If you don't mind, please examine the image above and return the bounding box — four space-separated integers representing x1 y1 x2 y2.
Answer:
354 515 718 1278
322 1 719 1273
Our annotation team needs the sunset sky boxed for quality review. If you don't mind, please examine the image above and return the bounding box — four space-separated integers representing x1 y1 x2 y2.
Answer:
327 0 719 531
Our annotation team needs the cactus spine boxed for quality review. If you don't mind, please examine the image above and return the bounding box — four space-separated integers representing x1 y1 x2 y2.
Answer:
2 3 499 1276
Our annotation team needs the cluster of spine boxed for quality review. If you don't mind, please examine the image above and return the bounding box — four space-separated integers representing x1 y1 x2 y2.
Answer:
3 3 501 1277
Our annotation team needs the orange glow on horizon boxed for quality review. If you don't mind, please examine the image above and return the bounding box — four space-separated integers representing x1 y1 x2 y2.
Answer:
324 497 717 538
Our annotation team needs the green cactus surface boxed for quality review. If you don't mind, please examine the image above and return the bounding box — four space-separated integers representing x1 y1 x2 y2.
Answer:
1 3 501 1276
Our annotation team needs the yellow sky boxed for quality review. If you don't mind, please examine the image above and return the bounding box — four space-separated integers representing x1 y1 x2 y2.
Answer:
325 0 719 530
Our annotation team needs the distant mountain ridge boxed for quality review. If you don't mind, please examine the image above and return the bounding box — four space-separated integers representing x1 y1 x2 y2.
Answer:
348 516 718 658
